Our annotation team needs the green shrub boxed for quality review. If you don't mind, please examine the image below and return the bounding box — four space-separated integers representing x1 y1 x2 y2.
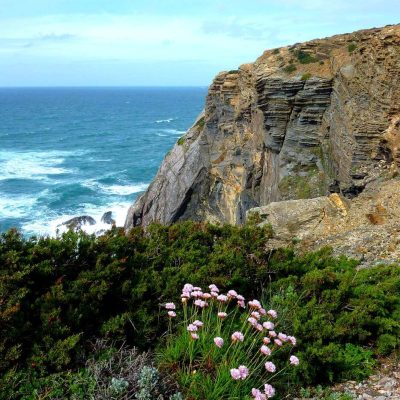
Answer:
272 48 280 55
195 116 205 131
177 137 185 145
295 50 319 64
348 43 357 53
283 64 297 73
301 73 312 81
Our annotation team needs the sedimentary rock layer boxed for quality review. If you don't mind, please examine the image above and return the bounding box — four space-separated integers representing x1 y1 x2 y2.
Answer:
125 24 400 230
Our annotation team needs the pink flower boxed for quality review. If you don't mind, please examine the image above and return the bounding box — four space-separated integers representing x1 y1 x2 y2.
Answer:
287 336 297 346
237 300 246 308
202 292 212 299
181 292 190 299
183 283 193 292
193 286 202 291
237 295 245 301
191 290 203 298
167 311 176 317
252 388 267 400
256 323 264 332
260 345 271 356
263 337 271 345
259 308 267 316
230 368 241 380
274 339 283 347
227 290 238 298
251 311 261 320
248 299 262 309
238 365 249 379
264 384 275 398
165 302 176 310
209 284 219 293
217 294 228 303
194 299 207 308
248 317 258 326
211 291 219 298
187 324 198 332
231 331 244 342
218 312 227 319
191 333 199 340
278 332 288 342
290 355 299 366
265 361 276 373
193 320 203 328
267 309 277 319
214 337 224 348
268 330 277 338
263 321 274 330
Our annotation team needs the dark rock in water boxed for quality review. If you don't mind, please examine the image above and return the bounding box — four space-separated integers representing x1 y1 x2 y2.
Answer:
62 215 96 230
101 211 115 225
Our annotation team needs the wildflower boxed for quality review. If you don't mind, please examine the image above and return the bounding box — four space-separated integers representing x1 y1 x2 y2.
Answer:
209 284 219 293
191 290 203 298
193 320 203 328
193 286 202 291
231 331 244 342
227 289 238 298
191 333 199 340
181 291 190 299
214 337 224 348
238 365 249 379
248 317 258 327
265 361 276 373
183 283 193 292
202 292 212 299
290 355 299 366
237 294 245 301
187 324 198 332
211 291 219 298
260 345 271 356
237 300 246 308
287 335 297 346
268 330 277 338
230 368 241 380
217 294 228 303
262 337 271 345
194 299 207 308
263 321 274 330
165 302 176 310
267 309 277 319
248 299 262 309
274 339 283 347
278 332 288 342
259 307 267 316
251 311 261 320
264 384 275 398
218 312 227 319
256 323 264 332
167 311 176 318
252 388 267 400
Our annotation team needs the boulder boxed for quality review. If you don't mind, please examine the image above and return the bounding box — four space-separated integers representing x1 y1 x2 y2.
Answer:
62 215 96 230
101 211 115 225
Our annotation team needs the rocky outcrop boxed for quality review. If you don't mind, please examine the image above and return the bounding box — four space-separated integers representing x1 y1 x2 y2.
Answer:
125 25 400 231
62 215 96 230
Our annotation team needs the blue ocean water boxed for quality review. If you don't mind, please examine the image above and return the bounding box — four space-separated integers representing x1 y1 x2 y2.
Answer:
0 87 206 236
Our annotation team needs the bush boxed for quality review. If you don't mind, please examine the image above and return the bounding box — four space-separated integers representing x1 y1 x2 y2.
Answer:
301 73 312 81
348 43 357 53
295 50 319 64
177 137 185 145
283 64 297 73
0 223 399 397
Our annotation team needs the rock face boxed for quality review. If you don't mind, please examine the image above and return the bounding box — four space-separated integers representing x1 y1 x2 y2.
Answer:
62 216 96 230
125 25 400 231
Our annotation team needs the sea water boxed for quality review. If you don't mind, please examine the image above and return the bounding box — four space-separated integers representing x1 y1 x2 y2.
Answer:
0 87 206 236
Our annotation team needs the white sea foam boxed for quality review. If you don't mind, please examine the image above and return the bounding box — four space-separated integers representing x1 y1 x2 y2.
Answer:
82 180 148 196
155 118 176 123
0 194 38 219
21 200 133 237
0 150 78 181
163 129 186 135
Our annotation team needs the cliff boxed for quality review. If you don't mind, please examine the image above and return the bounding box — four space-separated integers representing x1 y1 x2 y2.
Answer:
125 25 400 233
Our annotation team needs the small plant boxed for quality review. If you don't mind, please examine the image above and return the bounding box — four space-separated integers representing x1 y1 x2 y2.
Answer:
301 73 312 81
295 50 319 64
177 137 185 146
159 284 300 399
348 43 357 53
195 116 205 131
272 48 280 55
283 64 297 73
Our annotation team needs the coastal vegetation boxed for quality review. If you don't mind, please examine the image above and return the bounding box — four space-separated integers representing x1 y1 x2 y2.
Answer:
1 223 399 399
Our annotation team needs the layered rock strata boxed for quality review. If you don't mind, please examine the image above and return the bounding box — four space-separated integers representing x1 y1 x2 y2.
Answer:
125 25 400 230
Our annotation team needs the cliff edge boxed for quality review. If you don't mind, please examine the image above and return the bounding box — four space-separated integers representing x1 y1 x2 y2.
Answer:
125 25 400 233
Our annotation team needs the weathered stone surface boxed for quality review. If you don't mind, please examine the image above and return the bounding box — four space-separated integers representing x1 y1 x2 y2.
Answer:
101 211 115 225
125 24 400 232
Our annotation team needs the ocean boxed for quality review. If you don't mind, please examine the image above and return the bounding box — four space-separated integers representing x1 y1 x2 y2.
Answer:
0 87 207 236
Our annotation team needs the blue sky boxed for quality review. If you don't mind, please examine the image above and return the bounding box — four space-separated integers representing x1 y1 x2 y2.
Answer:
0 0 397 86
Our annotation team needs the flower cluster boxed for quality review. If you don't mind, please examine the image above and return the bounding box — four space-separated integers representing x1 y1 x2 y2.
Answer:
164 283 300 399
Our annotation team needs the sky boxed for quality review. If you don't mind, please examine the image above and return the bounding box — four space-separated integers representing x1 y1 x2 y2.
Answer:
0 0 397 86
